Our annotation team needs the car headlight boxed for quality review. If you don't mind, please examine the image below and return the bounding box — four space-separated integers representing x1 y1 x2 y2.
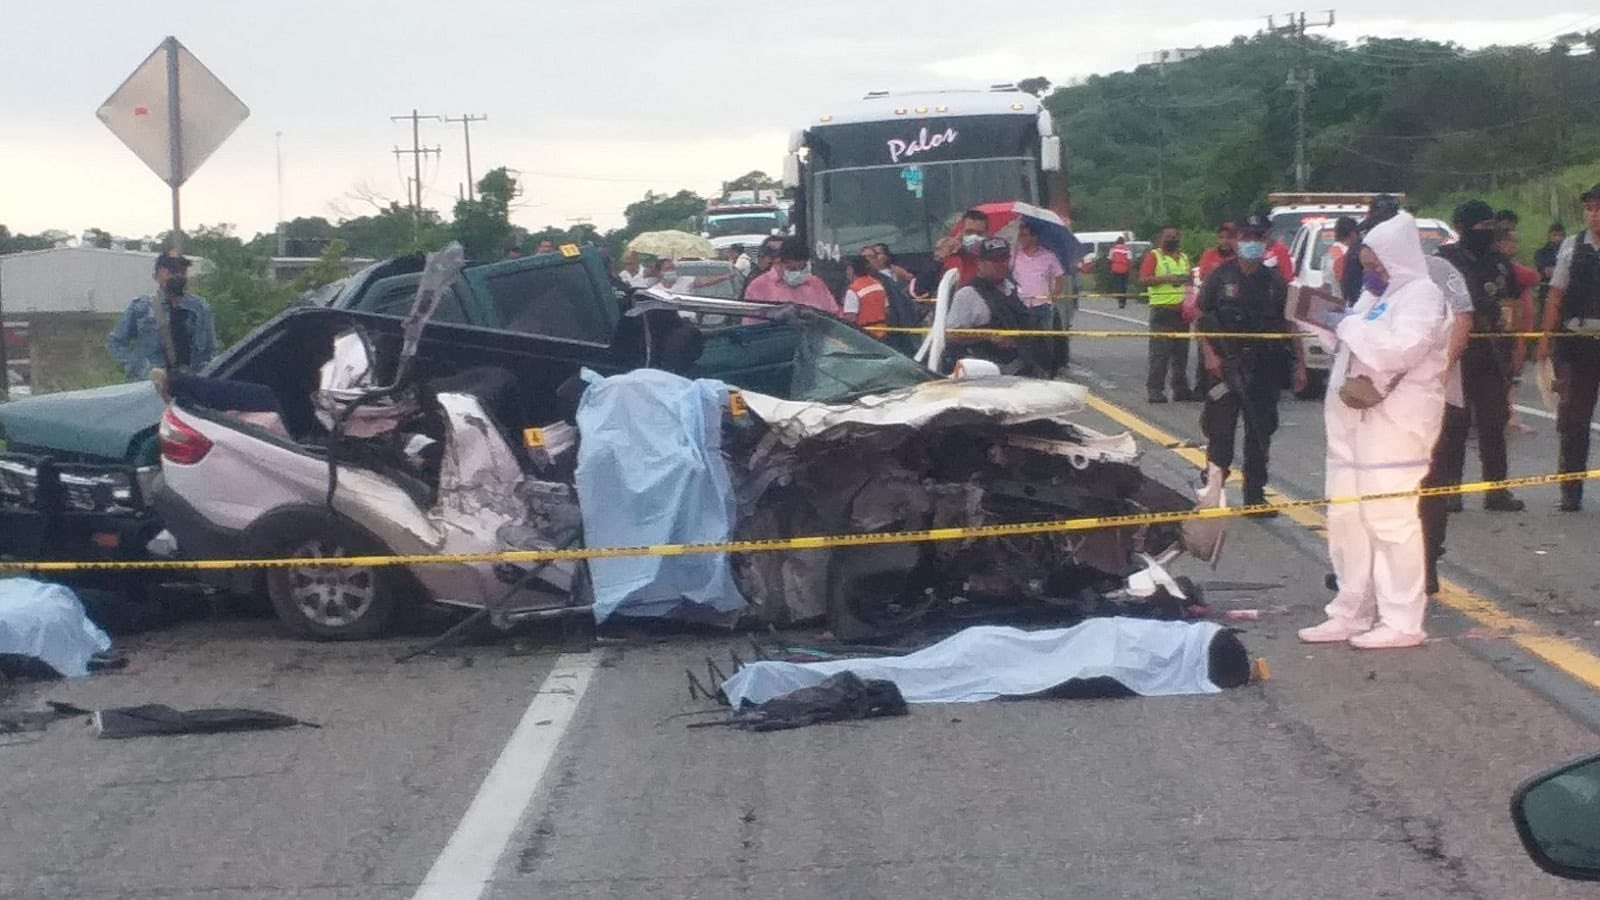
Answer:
57 469 137 515
0 456 42 509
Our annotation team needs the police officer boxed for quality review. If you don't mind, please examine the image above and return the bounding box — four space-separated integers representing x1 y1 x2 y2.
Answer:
1536 183 1600 512
1196 214 1309 514
1435 200 1525 512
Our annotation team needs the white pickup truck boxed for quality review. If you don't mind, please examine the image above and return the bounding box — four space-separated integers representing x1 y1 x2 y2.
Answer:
1285 215 1457 396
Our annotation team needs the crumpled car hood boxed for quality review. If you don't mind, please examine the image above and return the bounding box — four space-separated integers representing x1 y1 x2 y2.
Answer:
739 376 1097 445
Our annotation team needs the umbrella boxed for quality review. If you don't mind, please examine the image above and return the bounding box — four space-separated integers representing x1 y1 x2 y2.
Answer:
626 230 716 260
949 201 1083 272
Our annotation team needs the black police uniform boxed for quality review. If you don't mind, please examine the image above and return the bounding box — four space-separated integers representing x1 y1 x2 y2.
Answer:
1556 233 1600 508
1196 257 1292 503
943 278 1052 376
1435 240 1519 495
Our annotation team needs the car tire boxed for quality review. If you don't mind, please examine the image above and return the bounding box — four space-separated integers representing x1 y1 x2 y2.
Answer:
1294 369 1327 400
825 544 932 643
259 514 400 641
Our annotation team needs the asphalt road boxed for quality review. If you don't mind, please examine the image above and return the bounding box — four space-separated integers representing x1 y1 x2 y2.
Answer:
4 308 1600 899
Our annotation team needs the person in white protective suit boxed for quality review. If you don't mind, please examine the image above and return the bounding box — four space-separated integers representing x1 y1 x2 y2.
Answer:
1299 212 1452 650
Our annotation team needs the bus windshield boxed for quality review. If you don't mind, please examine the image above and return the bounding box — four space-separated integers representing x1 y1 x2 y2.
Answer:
810 157 1037 257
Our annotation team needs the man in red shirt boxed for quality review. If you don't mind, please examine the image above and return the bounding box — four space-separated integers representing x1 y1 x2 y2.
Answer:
1108 236 1134 308
915 209 990 297
1500 227 1541 434
1194 223 1237 390
1197 222 1237 280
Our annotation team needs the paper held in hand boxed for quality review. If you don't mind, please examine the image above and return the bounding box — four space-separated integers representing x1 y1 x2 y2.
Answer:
1287 283 1345 353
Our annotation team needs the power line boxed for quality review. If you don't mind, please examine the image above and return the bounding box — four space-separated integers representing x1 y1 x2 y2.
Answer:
1333 142 1564 178
444 114 488 201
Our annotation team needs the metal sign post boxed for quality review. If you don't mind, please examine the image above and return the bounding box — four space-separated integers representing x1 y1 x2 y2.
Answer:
98 36 249 252
165 37 184 250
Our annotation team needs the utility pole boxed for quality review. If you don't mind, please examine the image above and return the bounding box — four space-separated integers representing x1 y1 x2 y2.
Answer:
390 109 442 213
275 131 286 257
444 114 488 201
1268 10 1335 190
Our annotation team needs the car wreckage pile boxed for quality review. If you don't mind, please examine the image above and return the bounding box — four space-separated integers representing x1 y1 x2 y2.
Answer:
149 244 1225 641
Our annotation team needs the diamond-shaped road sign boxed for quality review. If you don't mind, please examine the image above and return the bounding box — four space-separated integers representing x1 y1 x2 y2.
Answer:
96 37 249 188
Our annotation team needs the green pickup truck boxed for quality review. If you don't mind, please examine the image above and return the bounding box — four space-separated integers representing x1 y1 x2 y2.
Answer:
0 246 631 579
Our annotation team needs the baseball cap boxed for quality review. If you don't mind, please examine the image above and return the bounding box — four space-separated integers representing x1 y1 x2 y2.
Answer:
154 251 191 273
1357 195 1402 233
978 237 1012 260
1580 183 1600 204
1239 213 1271 236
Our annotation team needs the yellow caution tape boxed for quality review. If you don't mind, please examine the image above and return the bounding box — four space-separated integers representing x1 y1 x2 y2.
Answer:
1 470 1594 574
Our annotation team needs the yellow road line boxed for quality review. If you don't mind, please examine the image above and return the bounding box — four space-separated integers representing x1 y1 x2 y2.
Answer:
1088 392 1600 693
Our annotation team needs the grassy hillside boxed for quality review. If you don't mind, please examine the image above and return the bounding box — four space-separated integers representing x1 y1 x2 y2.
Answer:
1047 32 1600 238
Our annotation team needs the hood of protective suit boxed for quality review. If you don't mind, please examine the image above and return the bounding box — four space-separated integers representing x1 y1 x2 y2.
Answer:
1363 212 1429 292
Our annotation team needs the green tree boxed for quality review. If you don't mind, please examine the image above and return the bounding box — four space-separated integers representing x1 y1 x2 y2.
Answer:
723 170 781 193
337 203 449 258
1017 76 1052 97
622 189 705 234
451 166 521 259
0 226 53 253
288 239 353 294
83 228 115 249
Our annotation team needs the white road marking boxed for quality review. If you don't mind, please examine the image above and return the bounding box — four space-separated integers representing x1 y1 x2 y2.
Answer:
1514 403 1600 433
411 652 599 900
1077 306 1150 328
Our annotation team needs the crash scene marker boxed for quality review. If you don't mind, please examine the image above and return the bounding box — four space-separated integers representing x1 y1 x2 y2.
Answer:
6 32 1600 899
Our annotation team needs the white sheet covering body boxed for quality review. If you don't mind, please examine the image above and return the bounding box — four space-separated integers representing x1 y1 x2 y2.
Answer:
721 618 1227 706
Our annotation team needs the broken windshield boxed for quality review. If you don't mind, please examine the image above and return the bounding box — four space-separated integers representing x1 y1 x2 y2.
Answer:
787 314 937 402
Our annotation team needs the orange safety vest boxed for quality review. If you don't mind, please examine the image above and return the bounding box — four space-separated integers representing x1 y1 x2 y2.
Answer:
1109 244 1132 274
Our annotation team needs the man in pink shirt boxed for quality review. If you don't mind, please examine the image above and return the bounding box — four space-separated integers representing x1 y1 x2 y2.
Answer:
1012 221 1068 326
743 237 841 316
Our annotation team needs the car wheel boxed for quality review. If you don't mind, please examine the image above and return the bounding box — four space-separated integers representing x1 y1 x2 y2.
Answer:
264 519 399 641
825 544 933 642
1294 369 1327 400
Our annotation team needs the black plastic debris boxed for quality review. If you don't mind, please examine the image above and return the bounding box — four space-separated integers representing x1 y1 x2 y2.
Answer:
694 671 907 733
91 704 317 739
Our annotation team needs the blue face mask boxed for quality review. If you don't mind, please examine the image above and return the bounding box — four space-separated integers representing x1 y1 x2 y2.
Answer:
1237 241 1266 262
1362 270 1389 297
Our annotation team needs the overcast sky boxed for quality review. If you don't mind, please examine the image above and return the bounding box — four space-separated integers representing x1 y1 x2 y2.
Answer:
2 2 1596 242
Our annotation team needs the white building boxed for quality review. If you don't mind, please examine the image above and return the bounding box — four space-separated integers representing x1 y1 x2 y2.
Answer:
0 246 200 315
0 247 207 394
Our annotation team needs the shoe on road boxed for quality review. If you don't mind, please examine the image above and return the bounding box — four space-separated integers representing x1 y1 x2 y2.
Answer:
1559 496 1583 512
1349 624 1426 650
1298 618 1370 643
1483 491 1525 512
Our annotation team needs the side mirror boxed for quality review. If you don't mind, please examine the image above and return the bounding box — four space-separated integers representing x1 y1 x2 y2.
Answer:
1512 751 1600 881
782 154 801 189
1040 136 1062 173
